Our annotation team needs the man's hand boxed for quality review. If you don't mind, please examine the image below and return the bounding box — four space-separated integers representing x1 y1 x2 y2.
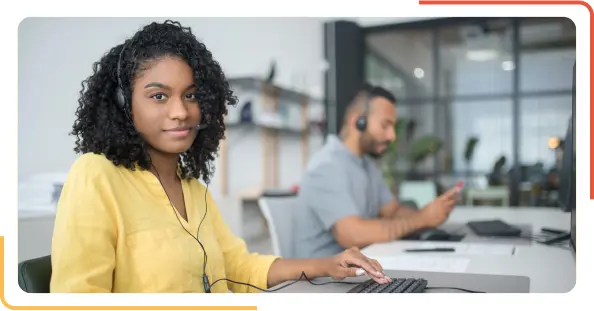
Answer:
418 187 460 228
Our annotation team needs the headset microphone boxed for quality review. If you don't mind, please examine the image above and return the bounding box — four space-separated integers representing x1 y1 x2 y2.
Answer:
196 124 208 130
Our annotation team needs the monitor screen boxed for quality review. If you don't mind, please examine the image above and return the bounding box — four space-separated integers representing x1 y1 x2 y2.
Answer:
558 118 575 212
556 62 576 255
570 63 576 252
566 115 576 252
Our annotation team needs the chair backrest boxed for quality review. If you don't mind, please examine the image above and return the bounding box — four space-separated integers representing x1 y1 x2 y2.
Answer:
18 255 52 293
257 193 297 258
399 181 438 209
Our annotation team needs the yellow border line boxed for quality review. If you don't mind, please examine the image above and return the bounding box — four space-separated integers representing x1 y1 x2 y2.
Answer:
1 237 257 310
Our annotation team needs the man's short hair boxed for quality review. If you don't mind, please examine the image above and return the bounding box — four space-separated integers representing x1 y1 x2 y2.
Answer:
358 82 397 104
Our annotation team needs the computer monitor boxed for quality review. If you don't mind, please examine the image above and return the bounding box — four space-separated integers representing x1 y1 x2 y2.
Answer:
563 61 576 253
543 62 576 253
558 62 576 213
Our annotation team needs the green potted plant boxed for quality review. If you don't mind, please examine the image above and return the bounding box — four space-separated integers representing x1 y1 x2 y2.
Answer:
464 136 480 184
407 135 443 179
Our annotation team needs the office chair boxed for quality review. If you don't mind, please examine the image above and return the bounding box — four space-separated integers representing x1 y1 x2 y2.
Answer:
18 255 52 293
258 191 298 257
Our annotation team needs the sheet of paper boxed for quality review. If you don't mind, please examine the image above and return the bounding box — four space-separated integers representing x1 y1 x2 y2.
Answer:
458 244 515 255
374 255 470 273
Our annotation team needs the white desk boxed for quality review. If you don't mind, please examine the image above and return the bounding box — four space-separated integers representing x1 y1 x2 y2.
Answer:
362 206 575 293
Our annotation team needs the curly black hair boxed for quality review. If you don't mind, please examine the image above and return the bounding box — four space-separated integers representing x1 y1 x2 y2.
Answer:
72 20 237 183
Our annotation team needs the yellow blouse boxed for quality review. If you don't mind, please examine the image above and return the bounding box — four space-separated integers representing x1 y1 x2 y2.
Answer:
50 153 279 293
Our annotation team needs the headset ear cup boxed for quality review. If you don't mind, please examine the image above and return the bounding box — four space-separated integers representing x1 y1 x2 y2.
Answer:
356 116 367 132
114 87 133 123
115 87 125 109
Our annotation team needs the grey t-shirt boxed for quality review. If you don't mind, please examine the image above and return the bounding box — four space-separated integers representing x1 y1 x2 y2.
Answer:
292 135 394 258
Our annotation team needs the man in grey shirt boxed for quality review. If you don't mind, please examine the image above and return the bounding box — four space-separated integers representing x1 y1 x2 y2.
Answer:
293 84 460 258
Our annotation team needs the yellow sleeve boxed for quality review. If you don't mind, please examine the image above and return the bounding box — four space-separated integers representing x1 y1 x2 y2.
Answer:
208 192 280 293
50 154 117 293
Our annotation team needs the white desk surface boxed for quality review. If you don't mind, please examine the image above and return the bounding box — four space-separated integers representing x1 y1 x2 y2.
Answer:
362 206 575 293
445 205 570 229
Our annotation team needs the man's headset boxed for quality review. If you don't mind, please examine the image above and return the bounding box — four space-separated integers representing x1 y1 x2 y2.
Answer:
355 89 374 132
355 101 370 132
114 41 208 131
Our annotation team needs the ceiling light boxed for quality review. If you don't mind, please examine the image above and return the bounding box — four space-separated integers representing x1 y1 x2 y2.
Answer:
414 68 425 79
466 49 499 62
501 61 515 71
548 136 561 150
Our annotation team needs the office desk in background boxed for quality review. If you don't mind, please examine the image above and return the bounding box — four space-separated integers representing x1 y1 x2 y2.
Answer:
362 206 575 293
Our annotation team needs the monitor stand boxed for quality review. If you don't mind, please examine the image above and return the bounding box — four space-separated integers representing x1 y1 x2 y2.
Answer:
539 232 570 245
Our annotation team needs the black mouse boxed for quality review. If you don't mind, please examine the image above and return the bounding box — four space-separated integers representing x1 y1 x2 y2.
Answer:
418 229 451 241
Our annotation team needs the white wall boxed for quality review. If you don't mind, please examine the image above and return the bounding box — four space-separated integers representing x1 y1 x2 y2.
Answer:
18 17 326 184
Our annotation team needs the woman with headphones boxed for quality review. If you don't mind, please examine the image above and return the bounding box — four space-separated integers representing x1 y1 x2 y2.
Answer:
49 20 389 293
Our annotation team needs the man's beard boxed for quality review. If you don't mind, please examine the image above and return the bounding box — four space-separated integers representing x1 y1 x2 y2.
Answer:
360 133 390 159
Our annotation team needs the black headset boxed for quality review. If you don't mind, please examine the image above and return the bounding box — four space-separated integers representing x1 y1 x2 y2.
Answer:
355 92 372 132
114 42 128 111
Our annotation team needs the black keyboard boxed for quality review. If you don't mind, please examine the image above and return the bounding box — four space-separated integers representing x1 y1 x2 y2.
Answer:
347 278 428 293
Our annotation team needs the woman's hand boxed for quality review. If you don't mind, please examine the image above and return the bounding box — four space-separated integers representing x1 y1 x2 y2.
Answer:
323 247 391 284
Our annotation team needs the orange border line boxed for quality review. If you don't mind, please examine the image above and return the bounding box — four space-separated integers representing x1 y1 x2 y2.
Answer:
1 236 256 310
419 0 592 198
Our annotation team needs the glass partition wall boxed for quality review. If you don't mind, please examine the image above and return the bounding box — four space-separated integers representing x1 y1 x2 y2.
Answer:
364 17 575 206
